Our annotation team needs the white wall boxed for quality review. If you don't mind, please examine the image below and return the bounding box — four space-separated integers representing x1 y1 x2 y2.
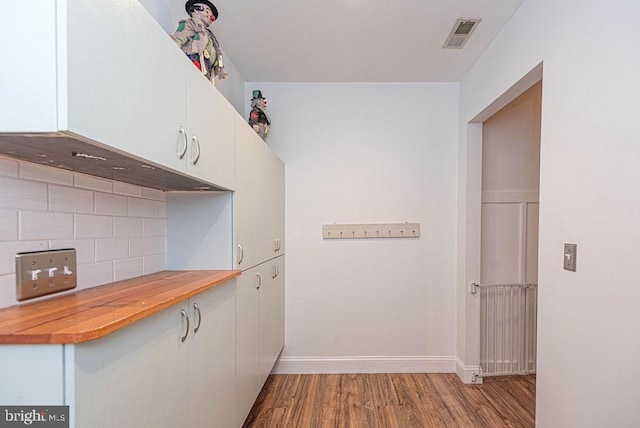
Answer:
0 156 166 309
481 82 541 285
458 1 640 426
139 0 247 113
249 83 459 373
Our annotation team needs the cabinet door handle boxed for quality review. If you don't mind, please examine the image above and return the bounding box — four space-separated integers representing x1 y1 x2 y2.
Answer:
237 244 244 265
273 238 278 253
193 302 202 334
277 238 281 251
272 264 277 279
191 134 201 165
256 273 262 290
180 309 190 343
276 264 279 277
177 126 188 159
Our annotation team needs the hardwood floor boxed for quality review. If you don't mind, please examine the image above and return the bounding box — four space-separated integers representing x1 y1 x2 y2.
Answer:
243 374 536 428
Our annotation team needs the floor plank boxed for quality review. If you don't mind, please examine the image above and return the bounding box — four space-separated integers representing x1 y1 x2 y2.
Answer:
243 374 536 428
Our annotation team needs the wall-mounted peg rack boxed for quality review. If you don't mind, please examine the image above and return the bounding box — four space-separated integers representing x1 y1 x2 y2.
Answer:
322 223 420 239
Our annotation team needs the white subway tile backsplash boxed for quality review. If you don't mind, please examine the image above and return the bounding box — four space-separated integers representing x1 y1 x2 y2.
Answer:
49 185 94 214
74 173 113 193
49 239 96 264
114 217 142 238
128 197 154 218
154 237 167 254
130 237 155 257
113 181 142 197
143 254 166 275
95 192 128 216
0 274 17 309
76 261 113 291
0 176 47 210
0 241 48 275
20 162 74 186
142 187 165 201
0 209 18 242
0 166 169 308
143 218 166 237
20 211 74 240
114 258 143 282
0 157 18 177
153 201 166 219
75 214 113 239
96 238 129 261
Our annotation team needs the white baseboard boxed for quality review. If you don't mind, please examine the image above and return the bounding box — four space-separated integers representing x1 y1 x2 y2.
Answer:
455 357 482 384
272 356 456 374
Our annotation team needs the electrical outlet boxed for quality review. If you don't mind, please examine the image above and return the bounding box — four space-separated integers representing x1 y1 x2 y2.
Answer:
15 249 77 301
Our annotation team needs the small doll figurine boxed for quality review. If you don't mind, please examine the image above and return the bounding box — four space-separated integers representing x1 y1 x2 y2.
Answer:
248 90 271 140
171 0 228 83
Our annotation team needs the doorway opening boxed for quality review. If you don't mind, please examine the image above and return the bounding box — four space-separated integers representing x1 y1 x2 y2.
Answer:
477 80 542 378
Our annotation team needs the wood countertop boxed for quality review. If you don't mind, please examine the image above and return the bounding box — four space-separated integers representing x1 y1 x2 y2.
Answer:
0 270 241 345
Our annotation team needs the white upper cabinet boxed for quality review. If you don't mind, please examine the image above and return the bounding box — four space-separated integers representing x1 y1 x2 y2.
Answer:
266 149 286 256
235 115 286 270
0 0 235 191
235 115 268 270
0 1 58 132
63 0 189 174
185 67 236 189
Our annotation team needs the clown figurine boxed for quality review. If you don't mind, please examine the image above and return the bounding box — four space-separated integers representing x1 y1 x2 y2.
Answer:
248 90 271 140
172 0 228 83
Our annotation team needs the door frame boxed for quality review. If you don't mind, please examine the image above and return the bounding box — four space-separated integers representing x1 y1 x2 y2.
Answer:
456 62 543 384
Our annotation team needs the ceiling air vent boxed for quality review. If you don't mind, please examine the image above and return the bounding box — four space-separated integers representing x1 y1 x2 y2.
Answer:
443 18 481 49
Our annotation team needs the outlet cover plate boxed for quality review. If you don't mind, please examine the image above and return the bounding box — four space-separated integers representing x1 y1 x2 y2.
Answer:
15 249 77 301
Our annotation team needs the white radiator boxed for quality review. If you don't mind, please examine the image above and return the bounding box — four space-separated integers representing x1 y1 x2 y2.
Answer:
473 283 538 377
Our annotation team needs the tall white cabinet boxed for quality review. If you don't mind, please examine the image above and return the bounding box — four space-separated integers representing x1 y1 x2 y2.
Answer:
234 115 286 425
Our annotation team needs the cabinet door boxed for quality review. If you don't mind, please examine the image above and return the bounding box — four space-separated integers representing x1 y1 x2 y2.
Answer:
235 117 267 270
0 345 64 405
259 256 285 388
185 67 236 190
235 266 261 425
189 281 236 428
266 148 286 256
0 1 57 132
64 0 188 173
72 303 190 428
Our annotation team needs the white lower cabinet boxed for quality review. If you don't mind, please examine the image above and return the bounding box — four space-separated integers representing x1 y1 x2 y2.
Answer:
235 266 261 424
236 256 285 425
71 281 236 428
187 280 236 428
259 257 285 388
70 299 190 428
0 280 236 428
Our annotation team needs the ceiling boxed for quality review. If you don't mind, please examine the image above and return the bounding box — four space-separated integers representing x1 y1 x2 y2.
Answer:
213 0 524 82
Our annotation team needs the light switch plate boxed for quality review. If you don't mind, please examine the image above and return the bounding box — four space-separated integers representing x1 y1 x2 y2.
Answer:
15 249 77 301
564 243 577 272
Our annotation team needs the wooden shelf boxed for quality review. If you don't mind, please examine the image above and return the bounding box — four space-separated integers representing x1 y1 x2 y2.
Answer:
0 270 241 345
